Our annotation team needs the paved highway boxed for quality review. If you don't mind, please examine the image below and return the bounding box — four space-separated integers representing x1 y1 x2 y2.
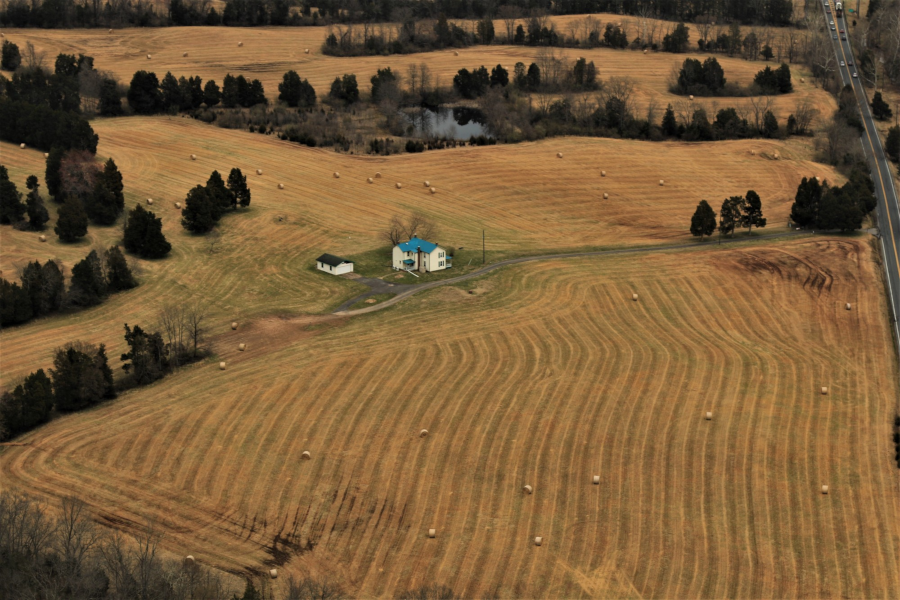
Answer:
823 3 900 357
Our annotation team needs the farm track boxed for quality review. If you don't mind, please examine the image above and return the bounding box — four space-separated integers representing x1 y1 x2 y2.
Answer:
2 237 898 598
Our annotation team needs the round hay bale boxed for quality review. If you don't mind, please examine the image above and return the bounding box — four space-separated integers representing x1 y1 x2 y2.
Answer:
238 41 243 47
146 198 153 205
523 485 533 495
219 362 226 370
396 182 402 189
367 177 373 184
231 321 238 330
375 172 382 178
147 54 152 59
821 485 829 494
689 94 694 100
845 303 851 310
773 152 780 160
305 49 310 54
428 528 436 538
800 77 805 83
592 475 600 485
183 52 188 57
601 170 606 177
419 429 428 438
333 172 340 179
430 187 437 194
175 202 182 209
643 49 648 54
603 192 609 199
278 183 284 189
815 176 821 182
39 234 47 242
19 143 25 149
184 555 195 565
44 152 49 158
424 180 430 187
190 154 196 160
534 537 543 546
108 29 112 33
557 152 563 158
705 411 713 420
256 169 262 175
821 386 828 395
659 179 665 186
632 293 638 301
750 150 756 155
454 51 459 56
269 569 277 579
238 343 246 351
301 450 311 460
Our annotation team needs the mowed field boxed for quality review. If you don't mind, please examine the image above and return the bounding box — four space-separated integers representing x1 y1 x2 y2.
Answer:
0 118 842 385
1 25 837 121
1 237 898 598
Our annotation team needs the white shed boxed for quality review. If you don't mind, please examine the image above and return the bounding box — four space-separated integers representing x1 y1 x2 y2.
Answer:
316 253 354 275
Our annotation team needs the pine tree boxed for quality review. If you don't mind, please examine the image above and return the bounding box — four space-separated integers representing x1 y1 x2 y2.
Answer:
105 245 137 292
45 147 64 199
40 260 65 314
99 159 125 214
121 323 167 385
85 180 119 225
871 92 893 121
20 260 46 317
817 187 862 231
0 369 53 440
690 200 717 240
887 126 900 162
227 168 251 208
0 279 33 326
181 185 218 233
99 78 123 116
790 176 823 227
0 165 27 224
741 190 767 234
51 343 114 411
719 196 744 237
123 204 171 258
25 178 50 230
661 104 678 137
206 170 232 217
762 111 779 137
69 250 107 306
54 197 89 242
160 71 182 111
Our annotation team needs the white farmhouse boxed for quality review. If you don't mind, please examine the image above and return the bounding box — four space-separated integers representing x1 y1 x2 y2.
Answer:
392 237 451 273
315 253 354 275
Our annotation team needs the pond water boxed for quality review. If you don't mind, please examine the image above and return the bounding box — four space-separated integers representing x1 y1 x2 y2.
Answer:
403 107 491 140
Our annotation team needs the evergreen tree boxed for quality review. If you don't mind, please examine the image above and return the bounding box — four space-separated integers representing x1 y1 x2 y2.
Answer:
203 79 221 107
0 279 33 326
123 204 171 258
54 197 89 242
69 250 107 306
160 71 182 111
0 165 27 224
181 185 218 233
719 196 744 237
105 245 137 292
51 342 115 411
871 92 893 121
661 105 678 137
886 125 900 162
279 70 304 106
24 174 50 230
127 70 162 114
1 40 21 70
40 260 65 314
20 260 46 317
817 187 862 231
526 63 541 90
490 64 509 87
228 168 251 208
741 190 767 234
84 180 119 225
45 147 64 199
791 176 823 227
0 370 53 440
99 78 123 116
222 74 239 108
775 63 792 93
369 68 398 103
690 199 717 240
762 111 779 137
121 323 167 385
206 170 232 216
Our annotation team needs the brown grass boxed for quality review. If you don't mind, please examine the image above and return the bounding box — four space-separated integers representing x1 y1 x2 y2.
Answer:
1 237 897 598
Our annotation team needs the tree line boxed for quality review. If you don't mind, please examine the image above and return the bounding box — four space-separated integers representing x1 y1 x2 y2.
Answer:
789 167 875 231
126 70 266 114
672 57 793 97
181 168 251 234
689 191 767 240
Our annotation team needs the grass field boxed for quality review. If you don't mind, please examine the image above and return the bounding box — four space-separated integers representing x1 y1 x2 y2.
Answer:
1 237 897 598
0 120 842 386
0 25 837 122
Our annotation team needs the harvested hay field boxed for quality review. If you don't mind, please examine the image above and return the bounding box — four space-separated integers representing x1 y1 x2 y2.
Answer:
0 119 839 384
2 238 898 598
0 26 836 118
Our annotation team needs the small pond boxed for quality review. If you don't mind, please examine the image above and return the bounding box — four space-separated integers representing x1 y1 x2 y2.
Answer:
402 107 492 140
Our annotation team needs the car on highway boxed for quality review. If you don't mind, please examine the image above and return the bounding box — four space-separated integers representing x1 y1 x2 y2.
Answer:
840 29 844 33
847 58 853 65
841 34 847 40
830 20 834 24
833 34 838 39
852 72 858 78
840 60 846 66
831 25 836 30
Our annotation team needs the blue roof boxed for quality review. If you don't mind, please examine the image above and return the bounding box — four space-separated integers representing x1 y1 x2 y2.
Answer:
398 237 438 253
403 259 414 264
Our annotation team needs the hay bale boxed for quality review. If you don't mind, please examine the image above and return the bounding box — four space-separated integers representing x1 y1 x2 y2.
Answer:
269 569 277 579
603 193 609 199
659 179 665 186
592 475 600 485
689 94 694 100
821 386 828 395
396 182 403 189
424 180 430 187
845 303 851 310
773 152 780 159
238 343 246 351
428 529 436 538
238 41 243 47
750 150 756 155
374 172 382 178
305 49 310 54
108 29 112 33
183 52 188 57
534 537 542 546
430 187 436 194
333 172 340 179
184 555 195 565
19 143 25 149
643 49 648 54
601 170 606 177
821 485 829 494
557 152 563 158
454 51 459 56
705 411 713 420
256 169 262 175
147 54 152 59
175 202 182 209
278 183 284 189
367 177 373 184
800 77 805 83
44 152 49 158
419 429 428 438
39 235 47 242
301 450 311 460
523 485 533 494
190 154 196 160
632 293 638 301
219 362 226 370
146 198 153 205
231 321 238 330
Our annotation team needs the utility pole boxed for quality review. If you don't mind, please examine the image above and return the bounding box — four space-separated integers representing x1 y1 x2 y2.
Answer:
482 229 485 264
